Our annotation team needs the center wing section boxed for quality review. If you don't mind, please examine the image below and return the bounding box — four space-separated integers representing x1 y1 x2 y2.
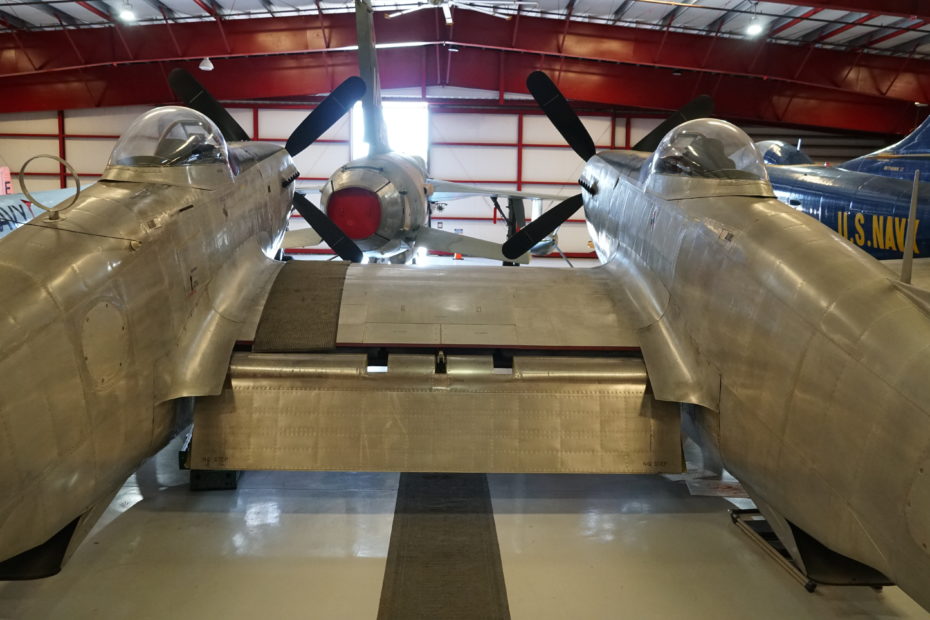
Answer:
190 262 682 474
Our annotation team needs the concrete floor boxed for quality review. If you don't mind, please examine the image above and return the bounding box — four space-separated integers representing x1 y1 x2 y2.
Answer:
0 434 927 620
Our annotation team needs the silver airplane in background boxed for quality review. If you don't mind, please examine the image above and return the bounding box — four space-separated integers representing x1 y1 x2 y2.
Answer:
292 0 563 264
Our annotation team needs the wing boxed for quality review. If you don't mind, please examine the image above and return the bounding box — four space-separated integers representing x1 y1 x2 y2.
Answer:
191 261 684 475
428 179 565 202
413 226 530 264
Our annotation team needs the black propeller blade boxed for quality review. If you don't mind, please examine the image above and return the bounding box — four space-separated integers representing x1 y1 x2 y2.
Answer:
293 192 364 263
502 194 583 260
526 71 597 162
167 68 251 143
631 94 714 152
286 76 367 157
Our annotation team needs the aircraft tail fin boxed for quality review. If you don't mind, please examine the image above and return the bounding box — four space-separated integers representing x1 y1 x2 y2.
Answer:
881 114 930 157
355 0 390 155
841 114 930 175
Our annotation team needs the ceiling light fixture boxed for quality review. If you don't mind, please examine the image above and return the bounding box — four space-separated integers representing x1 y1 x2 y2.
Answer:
118 1 136 21
746 1 762 37
199 57 214 71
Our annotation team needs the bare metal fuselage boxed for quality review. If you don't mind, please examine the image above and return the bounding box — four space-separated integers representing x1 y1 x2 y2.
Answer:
0 141 294 563
583 149 930 609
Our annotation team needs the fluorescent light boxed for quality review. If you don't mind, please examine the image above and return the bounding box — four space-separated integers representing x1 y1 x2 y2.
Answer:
119 2 136 21
746 21 763 36
199 57 214 71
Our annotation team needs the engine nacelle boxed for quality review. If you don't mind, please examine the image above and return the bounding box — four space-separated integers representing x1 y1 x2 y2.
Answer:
321 153 429 257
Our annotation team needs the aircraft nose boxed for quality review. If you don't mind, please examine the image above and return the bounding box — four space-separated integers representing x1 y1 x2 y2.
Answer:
326 187 381 240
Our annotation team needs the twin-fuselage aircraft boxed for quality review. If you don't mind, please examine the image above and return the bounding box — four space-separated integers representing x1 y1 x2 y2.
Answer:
2 63 930 613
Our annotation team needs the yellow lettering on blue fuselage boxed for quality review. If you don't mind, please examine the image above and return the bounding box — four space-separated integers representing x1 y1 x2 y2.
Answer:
834 211 921 254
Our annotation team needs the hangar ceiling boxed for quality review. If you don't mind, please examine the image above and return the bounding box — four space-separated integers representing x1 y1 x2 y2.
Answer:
0 0 928 134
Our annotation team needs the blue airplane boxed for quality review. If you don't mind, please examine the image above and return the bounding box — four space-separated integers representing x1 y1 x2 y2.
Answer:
839 113 930 181
0 186 79 238
756 140 928 260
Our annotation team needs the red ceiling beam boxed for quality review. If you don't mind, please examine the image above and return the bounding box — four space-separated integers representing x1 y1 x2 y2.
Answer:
0 43 920 135
814 12 878 42
769 7 824 37
867 19 929 47
0 11 927 134
769 1 930 21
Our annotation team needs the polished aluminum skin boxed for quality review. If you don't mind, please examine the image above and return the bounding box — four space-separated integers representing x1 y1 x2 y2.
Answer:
582 118 930 610
191 352 681 473
0 106 295 567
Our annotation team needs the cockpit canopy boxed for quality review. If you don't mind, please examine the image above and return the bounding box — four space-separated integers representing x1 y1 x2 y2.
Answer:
647 119 769 183
108 106 229 169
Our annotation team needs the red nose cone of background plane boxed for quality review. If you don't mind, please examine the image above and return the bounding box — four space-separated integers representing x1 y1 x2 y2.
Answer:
327 188 381 240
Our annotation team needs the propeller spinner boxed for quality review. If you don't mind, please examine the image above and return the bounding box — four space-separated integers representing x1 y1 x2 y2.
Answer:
168 69 367 263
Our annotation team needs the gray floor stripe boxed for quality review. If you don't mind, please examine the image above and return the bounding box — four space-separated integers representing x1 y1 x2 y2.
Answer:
377 473 510 620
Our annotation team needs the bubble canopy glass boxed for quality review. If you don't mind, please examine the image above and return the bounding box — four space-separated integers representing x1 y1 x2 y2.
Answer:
108 106 229 168
647 119 768 182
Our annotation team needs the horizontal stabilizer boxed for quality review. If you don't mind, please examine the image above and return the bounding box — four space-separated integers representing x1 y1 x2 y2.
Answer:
427 179 564 203
416 226 529 264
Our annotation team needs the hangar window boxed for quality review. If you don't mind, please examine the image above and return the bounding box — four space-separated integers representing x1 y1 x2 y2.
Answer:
351 101 429 164
108 106 229 168
648 119 768 182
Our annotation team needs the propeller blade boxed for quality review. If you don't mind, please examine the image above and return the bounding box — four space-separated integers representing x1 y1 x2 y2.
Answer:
167 68 250 143
631 94 714 152
286 77 367 157
292 192 364 263
502 193 583 260
526 71 596 162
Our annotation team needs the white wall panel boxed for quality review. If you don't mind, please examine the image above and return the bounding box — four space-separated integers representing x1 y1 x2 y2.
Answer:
65 106 150 134
522 147 586 183
581 117 613 148
630 118 663 147
293 143 351 180
228 108 254 138
523 115 612 147
613 117 628 148
259 109 350 141
430 113 517 144
523 114 566 145
0 138 59 172
66 139 117 174
0 110 56 133
11 177 61 193
430 146 516 181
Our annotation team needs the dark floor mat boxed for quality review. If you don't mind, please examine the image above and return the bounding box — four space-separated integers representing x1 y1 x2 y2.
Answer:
378 473 510 620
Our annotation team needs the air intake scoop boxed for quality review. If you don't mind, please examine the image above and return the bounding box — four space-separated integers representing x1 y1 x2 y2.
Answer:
327 188 381 240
